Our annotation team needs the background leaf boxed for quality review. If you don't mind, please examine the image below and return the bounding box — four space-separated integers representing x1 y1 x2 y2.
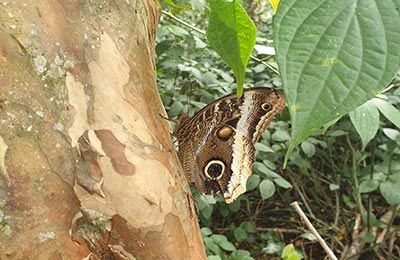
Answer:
246 174 260 191
207 0 256 96
274 0 400 160
349 100 380 150
372 97 400 128
359 179 379 193
259 179 276 200
158 2 400 258
380 173 400 205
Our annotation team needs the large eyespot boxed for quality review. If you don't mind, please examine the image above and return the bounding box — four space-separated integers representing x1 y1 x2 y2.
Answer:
216 125 233 141
261 103 272 112
204 160 225 180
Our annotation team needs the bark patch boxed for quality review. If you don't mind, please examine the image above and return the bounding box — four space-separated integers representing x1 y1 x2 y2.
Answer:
95 130 135 176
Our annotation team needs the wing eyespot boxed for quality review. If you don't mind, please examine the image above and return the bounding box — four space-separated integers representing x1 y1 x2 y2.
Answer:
261 103 272 112
204 160 225 180
216 125 233 141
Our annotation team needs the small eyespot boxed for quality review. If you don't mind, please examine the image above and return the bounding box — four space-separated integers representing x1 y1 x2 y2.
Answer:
216 126 233 140
204 160 225 180
271 91 282 100
261 103 272 111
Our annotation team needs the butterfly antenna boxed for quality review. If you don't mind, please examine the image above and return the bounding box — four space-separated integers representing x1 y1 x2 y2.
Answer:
159 113 178 124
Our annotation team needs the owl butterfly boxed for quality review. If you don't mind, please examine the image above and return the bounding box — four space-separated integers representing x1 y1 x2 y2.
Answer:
176 88 285 203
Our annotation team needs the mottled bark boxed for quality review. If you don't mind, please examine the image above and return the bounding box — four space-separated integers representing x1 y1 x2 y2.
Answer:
0 1 205 259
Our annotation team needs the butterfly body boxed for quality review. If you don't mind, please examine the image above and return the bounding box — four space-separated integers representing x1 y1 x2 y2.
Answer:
176 88 285 203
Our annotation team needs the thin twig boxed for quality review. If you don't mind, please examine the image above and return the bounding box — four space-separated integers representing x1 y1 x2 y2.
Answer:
161 10 280 75
288 172 316 219
249 54 280 75
291 201 338 260
162 10 206 35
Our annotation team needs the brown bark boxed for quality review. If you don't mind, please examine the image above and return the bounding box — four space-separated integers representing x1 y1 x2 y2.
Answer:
0 1 205 259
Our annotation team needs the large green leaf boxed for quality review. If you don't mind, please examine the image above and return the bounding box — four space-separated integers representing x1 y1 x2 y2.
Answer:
207 0 256 96
273 0 400 161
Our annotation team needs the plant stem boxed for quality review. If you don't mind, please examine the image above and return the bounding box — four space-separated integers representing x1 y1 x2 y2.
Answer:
345 134 365 215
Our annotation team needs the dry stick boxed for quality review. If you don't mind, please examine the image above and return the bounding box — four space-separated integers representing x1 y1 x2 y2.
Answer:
287 172 315 219
291 201 338 260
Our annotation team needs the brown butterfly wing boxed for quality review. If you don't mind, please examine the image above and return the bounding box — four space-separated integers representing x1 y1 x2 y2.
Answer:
176 88 285 203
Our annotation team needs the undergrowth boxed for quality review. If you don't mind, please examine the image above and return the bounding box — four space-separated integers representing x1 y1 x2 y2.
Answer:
156 1 400 259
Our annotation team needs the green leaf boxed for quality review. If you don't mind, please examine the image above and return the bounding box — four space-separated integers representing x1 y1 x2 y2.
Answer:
342 195 356 208
281 244 295 258
263 241 283 254
383 128 400 142
196 195 216 221
372 97 400 128
219 241 236 251
211 234 228 243
300 141 315 158
228 200 242 212
364 231 376 243
281 244 301 260
156 40 174 56
234 227 247 242
361 211 380 227
300 233 317 241
329 183 340 191
380 173 400 205
253 161 268 172
359 179 379 193
207 0 256 95
230 250 255 260
349 100 380 150
211 234 236 251
201 227 213 237
259 179 276 200
246 174 260 191
204 236 221 255
241 221 256 233
168 100 184 118
286 252 301 260
328 130 347 137
262 159 277 170
273 177 292 189
271 129 291 142
274 0 400 160
255 142 275 153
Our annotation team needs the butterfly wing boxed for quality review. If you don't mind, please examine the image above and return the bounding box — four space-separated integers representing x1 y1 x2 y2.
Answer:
176 88 285 203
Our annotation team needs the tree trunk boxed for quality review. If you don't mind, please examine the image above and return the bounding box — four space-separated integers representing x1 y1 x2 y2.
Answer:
0 1 205 259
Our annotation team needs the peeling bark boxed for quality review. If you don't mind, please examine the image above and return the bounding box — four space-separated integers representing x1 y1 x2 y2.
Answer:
0 1 205 259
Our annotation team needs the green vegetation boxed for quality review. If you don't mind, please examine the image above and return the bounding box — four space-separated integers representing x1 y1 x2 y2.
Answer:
157 1 400 259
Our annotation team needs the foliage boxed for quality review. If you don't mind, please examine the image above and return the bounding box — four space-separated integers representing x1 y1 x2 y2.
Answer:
273 0 400 161
207 0 256 96
157 0 400 259
281 244 301 260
